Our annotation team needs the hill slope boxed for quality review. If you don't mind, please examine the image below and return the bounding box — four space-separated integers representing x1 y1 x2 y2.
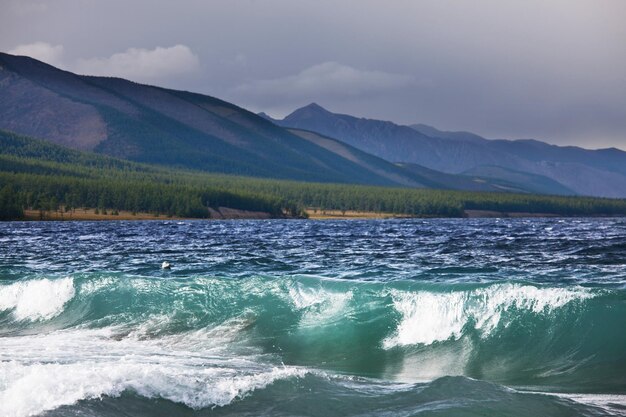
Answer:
0 53 414 186
288 128 574 195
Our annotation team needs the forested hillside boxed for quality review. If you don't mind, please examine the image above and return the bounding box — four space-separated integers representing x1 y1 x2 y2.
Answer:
2 130 626 221
0 130 292 219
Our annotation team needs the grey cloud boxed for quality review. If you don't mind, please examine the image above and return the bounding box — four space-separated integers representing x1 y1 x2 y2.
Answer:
233 62 416 112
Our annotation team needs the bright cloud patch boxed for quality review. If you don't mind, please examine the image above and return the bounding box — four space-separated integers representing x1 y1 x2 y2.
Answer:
235 62 414 103
8 42 64 67
74 45 200 80
6 43 200 83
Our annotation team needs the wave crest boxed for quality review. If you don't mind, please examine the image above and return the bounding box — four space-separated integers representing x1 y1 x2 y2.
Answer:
0 277 75 321
383 284 595 348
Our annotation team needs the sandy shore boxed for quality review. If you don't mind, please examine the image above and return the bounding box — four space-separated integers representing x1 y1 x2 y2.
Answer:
24 209 185 221
23 207 272 221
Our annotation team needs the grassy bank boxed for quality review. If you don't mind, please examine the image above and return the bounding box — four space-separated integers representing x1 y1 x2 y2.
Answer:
305 209 413 220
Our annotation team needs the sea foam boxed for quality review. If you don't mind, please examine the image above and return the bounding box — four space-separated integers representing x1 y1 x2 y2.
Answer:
0 360 306 417
0 277 75 321
0 327 307 417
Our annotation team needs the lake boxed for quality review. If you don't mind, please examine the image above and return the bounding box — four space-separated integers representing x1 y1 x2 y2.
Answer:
1 218 625 416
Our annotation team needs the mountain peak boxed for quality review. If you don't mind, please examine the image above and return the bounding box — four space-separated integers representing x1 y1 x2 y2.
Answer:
287 102 331 117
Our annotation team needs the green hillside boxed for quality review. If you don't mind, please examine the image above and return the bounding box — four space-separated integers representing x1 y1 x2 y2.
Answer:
0 130 291 220
2 130 626 221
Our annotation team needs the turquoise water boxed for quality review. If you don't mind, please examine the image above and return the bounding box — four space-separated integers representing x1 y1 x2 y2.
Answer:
1 219 625 416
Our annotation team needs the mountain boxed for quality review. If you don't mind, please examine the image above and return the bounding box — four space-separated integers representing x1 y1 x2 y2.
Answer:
3 52 623 197
271 103 626 197
0 52 424 187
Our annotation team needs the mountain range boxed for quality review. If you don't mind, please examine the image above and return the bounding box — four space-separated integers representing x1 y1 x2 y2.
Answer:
264 103 626 197
1 52 625 197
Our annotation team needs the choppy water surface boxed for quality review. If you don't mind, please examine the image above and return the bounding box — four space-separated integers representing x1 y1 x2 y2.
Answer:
1 218 625 417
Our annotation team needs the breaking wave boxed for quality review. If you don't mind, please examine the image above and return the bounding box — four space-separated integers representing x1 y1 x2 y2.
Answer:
0 277 75 321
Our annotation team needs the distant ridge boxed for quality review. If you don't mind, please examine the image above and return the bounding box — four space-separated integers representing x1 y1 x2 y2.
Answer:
272 103 626 197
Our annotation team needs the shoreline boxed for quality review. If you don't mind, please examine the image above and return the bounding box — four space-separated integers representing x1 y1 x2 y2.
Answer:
10 208 624 221
21 207 274 221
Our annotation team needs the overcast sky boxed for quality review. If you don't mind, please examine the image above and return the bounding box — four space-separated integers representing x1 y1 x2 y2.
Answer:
1 0 625 149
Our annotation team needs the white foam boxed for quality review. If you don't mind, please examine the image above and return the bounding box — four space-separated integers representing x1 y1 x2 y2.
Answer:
0 277 75 321
384 291 467 347
383 284 595 349
0 328 307 417
0 360 305 417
